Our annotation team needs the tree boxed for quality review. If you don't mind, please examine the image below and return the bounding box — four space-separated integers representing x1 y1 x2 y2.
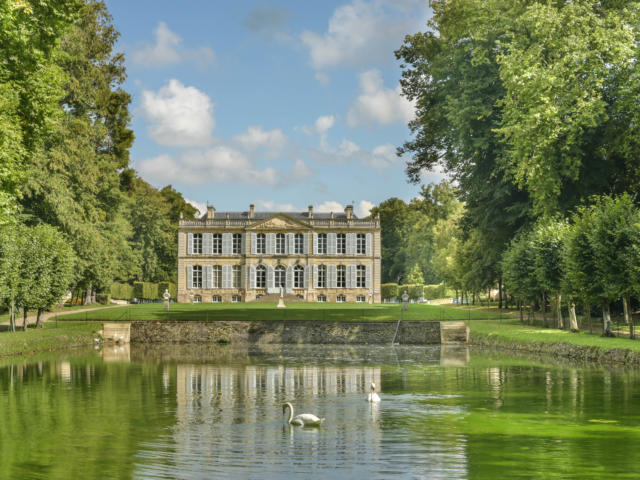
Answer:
405 264 425 285
502 233 538 323
370 198 411 283
0 226 22 332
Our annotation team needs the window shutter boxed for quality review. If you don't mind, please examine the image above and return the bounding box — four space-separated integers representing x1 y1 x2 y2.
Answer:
241 233 246 254
222 265 230 288
186 265 193 289
313 264 319 288
249 265 256 289
366 233 372 256
202 265 211 289
346 233 355 255
304 233 309 254
345 265 353 289
304 266 309 288
328 264 337 288
365 265 372 289
187 233 194 255
267 233 275 254
287 233 294 254
286 265 293 291
201 233 210 254
251 233 257 254
312 233 318 255
328 233 337 255
222 233 231 255
241 265 247 288
267 265 275 289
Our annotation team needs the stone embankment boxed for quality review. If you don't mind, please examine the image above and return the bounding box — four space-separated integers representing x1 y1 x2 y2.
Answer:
130 320 442 345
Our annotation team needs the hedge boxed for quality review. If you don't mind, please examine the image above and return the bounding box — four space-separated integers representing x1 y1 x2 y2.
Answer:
110 282 134 300
96 293 111 305
381 283 399 300
157 282 177 300
424 283 454 300
111 281 176 301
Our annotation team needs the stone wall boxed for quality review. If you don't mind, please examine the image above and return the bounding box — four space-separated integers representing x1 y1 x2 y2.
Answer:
130 320 441 345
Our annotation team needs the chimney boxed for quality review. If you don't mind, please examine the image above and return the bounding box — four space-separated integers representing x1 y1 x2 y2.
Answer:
345 205 353 219
308 205 313 219
249 204 255 219
207 205 215 219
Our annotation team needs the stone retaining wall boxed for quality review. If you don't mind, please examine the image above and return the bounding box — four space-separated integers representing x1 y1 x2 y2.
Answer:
130 320 442 345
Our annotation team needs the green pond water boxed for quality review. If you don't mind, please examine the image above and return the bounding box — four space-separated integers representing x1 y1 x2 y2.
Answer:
1 344 639 479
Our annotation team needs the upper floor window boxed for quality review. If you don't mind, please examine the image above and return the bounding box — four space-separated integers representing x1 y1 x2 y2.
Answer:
337 265 346 288
294 233 304 254
213 234 222 254
193 265 203 288
356 265 366 288
193 234 203 254
294 265 304 288
232 265 241 288
275 265 286 288
212 265 222 288
233 233 242 254
356 234 366 255
317 265 326 288
257 233 266 254
337 234 346 254
275 233 286 254
256 265 266 288
318 233 327 254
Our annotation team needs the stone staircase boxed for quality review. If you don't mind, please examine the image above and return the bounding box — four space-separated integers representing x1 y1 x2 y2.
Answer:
252 293 306 303
440 322 470 344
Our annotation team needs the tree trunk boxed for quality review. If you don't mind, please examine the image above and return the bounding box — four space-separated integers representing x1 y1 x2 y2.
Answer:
569 302 579 332
84 286 92 305
542 294 548 328
519 302 523 323
556 294 563 329
35 309 44 328
23 309 28 331
623 296 634 339
498 278 503 310
602 303 614 337
586 303 592 334
9 301 15 333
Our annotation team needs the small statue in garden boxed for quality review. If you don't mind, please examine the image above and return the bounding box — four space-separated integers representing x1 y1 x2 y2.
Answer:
163 289 171 311
402 290 409 311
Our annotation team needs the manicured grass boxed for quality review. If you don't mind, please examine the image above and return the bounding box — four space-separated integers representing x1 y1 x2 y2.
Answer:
0 322 101 357
0 304 119 324
59 302 504 322
471 320 640 352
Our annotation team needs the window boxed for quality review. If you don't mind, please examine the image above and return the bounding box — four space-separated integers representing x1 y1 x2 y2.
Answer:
256 234 266 254
356 265 366 288
193 266 203 288
231 295 241 303
317 265 326 288
317 295 327 302
213 234 222 254
294 233 304 254
232 265 241 288
336 295 346 303
276 233 285 254
318 233 327 254
337 265 346 288
337 233 346 254
194 295 202 303
233 234 242 254
294 265 304 288
275 265 285 288
193 233 203 254
356 234 366 254
212 265 222 288
356 295 366 303
256 265 266 288
211 295 222 303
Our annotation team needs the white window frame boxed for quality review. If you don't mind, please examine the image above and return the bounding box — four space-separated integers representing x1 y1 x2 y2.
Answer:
336 295 346 303
211 295 222 303
194 294 202 303
337 265 346 288
318 233 327 254
318 265 326 288
317 295 327 303
256 265 266 288
275 233 286 254
232 265 241 288
193 234 203 254
212 265 222 288
193 266 203 288
356 265 366 288
294 233 304 254
232 234 242 254
294 266 304 288
337 233 346 254
356 295 366 303
356 233 366 255
257 234 266 254
212 234 222 254
231 295 241 303
274 265 286 288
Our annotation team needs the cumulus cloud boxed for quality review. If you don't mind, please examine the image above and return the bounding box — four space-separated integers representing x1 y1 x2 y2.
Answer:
137 146 277 186
356 200 375 218
307 137 400 172
138 79 214 147
255 200 298 212
291 158 314 179
184 198 207 217
300 0 428 71
131 22 215 68
233 126 288 152
315 201 344 213
347 69 414 127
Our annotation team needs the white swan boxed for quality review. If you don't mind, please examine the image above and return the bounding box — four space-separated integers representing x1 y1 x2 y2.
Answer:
367 382 381 403
282 402 324 427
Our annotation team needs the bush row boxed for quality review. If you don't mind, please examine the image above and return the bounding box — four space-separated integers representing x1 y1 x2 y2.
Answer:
381 283 454 301
110 281 177 300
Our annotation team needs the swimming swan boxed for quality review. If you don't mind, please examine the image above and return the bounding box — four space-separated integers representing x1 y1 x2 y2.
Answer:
282 402 324 426
368 382 381 403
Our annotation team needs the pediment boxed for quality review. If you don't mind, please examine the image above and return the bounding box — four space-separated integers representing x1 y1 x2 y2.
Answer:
248 214 310 230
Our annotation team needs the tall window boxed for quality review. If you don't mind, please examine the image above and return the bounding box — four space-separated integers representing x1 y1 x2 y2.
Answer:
317 265 326 288
212 265 222 288
192 266 203 288
294 265 304 288
356 234 366 254
275 265 286 288
256 265 266 288
276 233 286 254
257 234 266 254
337 265 346 288
232 265 241 288
356 265 366 288
193 234 203 254
294 233 304 254
213 234 222 254
318 233 327 254
233 234 242 254
337 233 346 254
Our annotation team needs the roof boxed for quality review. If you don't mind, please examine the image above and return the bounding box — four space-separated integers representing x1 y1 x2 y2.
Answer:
199 211 358 221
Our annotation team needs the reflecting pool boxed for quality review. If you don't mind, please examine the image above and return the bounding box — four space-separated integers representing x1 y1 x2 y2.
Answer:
1 344 640 479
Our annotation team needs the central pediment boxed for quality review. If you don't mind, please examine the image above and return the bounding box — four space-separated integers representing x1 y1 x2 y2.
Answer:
247 214 310 230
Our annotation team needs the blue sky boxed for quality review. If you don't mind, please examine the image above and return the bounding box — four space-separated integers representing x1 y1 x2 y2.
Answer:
105 0 441 217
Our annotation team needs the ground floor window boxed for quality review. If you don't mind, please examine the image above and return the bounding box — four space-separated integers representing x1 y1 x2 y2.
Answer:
275 265 285 288
193 266 202 288
317 295 327 302
256 265 266 288
211 295 222 303
318 265 326 288
193 295 202 303
336 295 346 303
231 295 241 303
232 266 241 288
294 265 304 288
356 265 366 288
337 265 346 288
356 296 366 303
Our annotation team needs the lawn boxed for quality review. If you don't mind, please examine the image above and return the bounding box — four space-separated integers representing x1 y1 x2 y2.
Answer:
0 303 119 324
0 322 101 357
59 302 505 322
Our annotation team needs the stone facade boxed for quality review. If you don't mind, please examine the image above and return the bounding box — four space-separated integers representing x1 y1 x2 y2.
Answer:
177 204 382 303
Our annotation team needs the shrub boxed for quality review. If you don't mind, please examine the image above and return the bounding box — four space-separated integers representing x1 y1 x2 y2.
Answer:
407 284 424 300
110 282 134 300
424 283 449 300
381 283 399 300
96 293 111 305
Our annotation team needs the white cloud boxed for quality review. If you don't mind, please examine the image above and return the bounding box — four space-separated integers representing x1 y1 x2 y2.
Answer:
307 137 399 172
315 115 335 134
131 22 215 68
356 200 375 218
233 126 288 152
255 200 299 212
315 201 344 213
291 158 314 179
347 69 414 127
300 0 428 71
184 198 207 217
138 79 214 147
137 146 277 186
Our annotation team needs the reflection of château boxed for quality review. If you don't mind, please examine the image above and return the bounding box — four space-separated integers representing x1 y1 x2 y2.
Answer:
177 204 381 303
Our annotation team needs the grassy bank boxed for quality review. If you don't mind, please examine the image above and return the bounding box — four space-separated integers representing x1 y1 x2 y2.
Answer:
0 322 101 357
59 302 504 322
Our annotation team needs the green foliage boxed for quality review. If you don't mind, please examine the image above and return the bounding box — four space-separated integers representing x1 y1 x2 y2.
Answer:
530 219 567 298
381 283 399 300
405 264 425 285
110 282 134 300
502 233 538 305
157 282 177 300
424 283 450 300
402 284 425 301
95 293 110 305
